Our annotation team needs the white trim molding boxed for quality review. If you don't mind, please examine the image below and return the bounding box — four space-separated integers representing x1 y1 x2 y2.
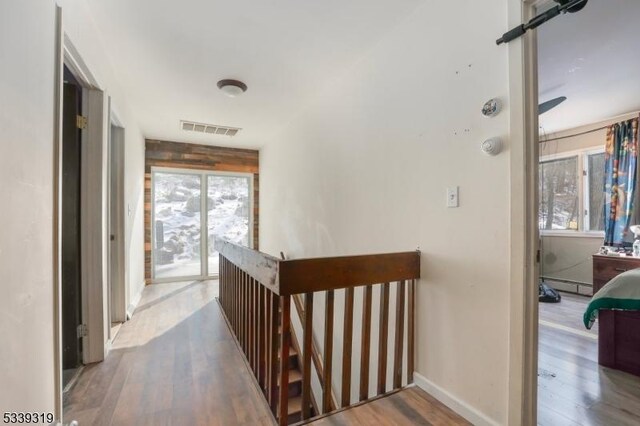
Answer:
126 280 145 320
413 372 500 426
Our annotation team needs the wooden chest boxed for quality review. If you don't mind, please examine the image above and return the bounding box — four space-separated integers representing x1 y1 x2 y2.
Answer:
592 254 640 293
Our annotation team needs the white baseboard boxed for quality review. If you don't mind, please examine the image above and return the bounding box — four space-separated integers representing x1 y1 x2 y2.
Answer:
126 281 144 319
413 372 500 426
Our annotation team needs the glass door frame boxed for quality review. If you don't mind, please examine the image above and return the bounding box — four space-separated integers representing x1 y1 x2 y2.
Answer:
150 166 254 283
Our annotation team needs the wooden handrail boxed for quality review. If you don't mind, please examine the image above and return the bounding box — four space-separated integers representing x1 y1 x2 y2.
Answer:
216 239 420 425
215 238 421 296
216 238 281 292
279 252 420 295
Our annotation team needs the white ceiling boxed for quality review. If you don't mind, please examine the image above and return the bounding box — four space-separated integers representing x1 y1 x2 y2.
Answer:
85 0 424 149
538 0 640 133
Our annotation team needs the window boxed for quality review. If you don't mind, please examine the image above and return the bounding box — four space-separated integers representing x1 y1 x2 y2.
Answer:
538 149 605 233
587 152 606 231
539 157 579 230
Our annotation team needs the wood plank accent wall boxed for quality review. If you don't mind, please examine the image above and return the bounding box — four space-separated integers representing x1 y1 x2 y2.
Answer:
144 139 259 283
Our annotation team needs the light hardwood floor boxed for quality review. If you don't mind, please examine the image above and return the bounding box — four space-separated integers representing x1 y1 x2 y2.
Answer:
538 292 640 426
306 386 470 425
64 280 275 426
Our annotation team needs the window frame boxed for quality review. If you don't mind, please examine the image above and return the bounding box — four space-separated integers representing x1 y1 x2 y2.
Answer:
539 147 605 237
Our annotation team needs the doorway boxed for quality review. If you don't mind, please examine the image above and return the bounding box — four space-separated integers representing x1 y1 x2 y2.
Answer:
61 66 83 388
151 169 252 282
533 0 640 424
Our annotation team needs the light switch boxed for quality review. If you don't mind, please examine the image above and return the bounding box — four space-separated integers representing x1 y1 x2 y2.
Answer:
447 187 459 208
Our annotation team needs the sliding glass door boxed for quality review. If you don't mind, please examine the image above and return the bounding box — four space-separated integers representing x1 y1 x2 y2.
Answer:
152 168 252 281
207 175 251 275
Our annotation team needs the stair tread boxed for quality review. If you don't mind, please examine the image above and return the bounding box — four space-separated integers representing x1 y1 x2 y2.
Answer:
276 346 298 358
286 396 315 418
277 368 302 385
288 395 303 414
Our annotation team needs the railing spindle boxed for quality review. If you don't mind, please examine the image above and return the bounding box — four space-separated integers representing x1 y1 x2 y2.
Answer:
322 290 334 414
244 272 249 353
253 277 258 373
254 279 258 369
268 291 280 414
359 285 372 401
219 254 223 307
341 287 354 407
377 283 390 395
223 257 227 311
278 295 291 426
232 262 238 339
393 280 405 389
301 292 314 419
240 270 245 351
234 265 239 335
407 279 415 384
258 285 266 389
250 276 254 366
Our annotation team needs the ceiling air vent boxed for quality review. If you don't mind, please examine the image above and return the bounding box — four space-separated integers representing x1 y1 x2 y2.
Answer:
180 120 241 137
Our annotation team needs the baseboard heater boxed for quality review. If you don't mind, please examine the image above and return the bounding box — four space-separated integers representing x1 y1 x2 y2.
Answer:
541 277 593 296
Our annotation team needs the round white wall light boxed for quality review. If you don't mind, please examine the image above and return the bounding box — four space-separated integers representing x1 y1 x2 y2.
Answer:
217 79 248 97
481 137 503 156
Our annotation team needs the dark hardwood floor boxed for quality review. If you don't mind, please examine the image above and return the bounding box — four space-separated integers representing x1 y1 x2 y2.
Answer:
306 386 470 426
63 280 275 426
538 291 640 426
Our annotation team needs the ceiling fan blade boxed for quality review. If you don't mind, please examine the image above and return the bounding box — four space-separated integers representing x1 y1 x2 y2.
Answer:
539 96 567 115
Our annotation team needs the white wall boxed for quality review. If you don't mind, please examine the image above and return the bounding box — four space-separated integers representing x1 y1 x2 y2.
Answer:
60 0 146 312
260 1 513 423
0 0 58 414
0 0 146 415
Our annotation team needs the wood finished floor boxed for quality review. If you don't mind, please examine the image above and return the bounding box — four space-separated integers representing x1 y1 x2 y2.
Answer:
306 387 470 426
63 280 275 426
64 279 471 426
539 291 598 336
538 291 640 425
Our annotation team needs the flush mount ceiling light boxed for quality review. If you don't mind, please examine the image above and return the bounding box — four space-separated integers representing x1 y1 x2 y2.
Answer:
217 79 247 97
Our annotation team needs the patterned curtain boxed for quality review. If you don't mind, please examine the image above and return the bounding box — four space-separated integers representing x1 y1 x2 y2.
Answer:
604 117 639 246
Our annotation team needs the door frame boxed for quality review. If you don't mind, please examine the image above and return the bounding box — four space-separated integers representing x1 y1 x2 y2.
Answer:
107 104 127 329
150 166 255 283
55 24 112 417
63 35 106 365
53 6 63 421
507 0 546 424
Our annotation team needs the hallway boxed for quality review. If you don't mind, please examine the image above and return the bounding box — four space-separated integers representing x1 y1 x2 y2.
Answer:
63 280 274 425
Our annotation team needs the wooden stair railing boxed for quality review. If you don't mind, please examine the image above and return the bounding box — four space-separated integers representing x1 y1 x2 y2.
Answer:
216 238 420 426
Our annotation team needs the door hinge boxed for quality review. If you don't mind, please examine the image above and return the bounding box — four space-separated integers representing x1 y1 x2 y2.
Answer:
77 324 88 338
76 115 88 130
536 249 541 264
